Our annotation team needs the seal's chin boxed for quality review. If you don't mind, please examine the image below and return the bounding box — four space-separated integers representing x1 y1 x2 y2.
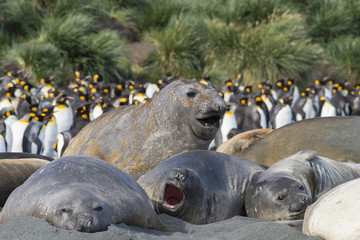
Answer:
193 115 221 140
197 115 221 128
162 185 185 211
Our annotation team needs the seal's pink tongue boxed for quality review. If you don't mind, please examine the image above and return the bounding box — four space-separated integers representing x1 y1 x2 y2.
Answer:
165 185 184 205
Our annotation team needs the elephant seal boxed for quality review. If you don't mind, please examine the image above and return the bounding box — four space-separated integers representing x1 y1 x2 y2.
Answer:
216 128 273 156
245 150 360 221
137 150 265 224
0 152 53 161
0 157 50 207
0 155 165 232
64 80 226 180
240 116 360 166
303 178 360 240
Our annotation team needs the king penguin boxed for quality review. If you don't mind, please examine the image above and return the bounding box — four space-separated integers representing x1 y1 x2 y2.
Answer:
10 112 35 152
22 111 45 154
41 108 58 158
53 94 74 134
54 130 76 158
3 108 16 152
270 97 293 129
216 105 238 147
319 96 337 117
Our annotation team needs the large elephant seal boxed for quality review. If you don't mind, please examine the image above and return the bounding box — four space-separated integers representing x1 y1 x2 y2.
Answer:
303 178 360 240
216 128 273 156
137 150 265 224
245 150 360 221
0 157 50 207
0 155 165 232
240 116 360 166
64 80 226 179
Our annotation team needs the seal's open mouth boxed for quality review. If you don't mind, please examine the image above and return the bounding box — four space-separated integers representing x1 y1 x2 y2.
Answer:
163 185 184 209
197 115 221 128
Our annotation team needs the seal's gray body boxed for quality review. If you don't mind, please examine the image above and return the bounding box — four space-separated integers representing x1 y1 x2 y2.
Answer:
0 156 164 232
0 157 49 207
137 150 265 224
64 80 226 179
240 116 360 166
245 150 360 220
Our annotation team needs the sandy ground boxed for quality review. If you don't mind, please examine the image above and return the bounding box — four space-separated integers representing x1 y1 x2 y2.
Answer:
0 212 322 240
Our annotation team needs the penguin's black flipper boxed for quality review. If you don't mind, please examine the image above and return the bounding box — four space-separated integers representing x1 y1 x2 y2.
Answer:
22 121 42 153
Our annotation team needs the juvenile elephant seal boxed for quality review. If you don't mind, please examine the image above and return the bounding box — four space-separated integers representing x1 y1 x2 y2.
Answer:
245 150 360 221
137 150 265 224
240 116 360 166
0 156 165 232
216 128 273 156
0 152 53 160
64 80 226 179
303 179 360 240
0 158 50 207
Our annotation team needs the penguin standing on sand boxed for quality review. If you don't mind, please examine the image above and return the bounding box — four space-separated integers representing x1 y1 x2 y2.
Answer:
132 84 148 104
54 130 76 158
199 74 215 89
234 97 262 132
331 86 349 116
41 111 57 158
144 82 159 99
215 105 238 147
22 111 46 154
10 112 36 152
3 108 16 152
0 127 7 152
255 97 268 129
270 97 293 129
71 104 91 134
16 92 33 119
53 94 74 134
292 90 315 121
260 89 276 113
319 96 337 117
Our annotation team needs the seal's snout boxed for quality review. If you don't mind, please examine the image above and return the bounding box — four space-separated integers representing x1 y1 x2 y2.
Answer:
77 213 96 232
289 195 310 213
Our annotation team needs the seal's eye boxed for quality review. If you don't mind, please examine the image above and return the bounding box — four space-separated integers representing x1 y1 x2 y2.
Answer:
186 90 197 98
60 208 72 214
277 195 286 201
94 206 103 211
299 185 305 191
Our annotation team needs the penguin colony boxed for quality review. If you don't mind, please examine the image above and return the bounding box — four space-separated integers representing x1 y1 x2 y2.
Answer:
0 70 357 158
211 74 360 149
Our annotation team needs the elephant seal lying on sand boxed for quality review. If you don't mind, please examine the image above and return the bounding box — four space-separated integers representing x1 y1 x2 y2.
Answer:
137 150 265 224
216 128 273 156
64 80 226 179
0 155 165 232
240 116 360 166
0 156 50 207
245 150 360 221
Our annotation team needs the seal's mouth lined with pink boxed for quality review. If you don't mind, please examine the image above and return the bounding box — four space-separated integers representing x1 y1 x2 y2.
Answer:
163 185 184 209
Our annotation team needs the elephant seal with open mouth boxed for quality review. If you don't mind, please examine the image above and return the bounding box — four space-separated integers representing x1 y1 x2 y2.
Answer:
0 155 165 232
64 80 226 179
137 150 265 224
